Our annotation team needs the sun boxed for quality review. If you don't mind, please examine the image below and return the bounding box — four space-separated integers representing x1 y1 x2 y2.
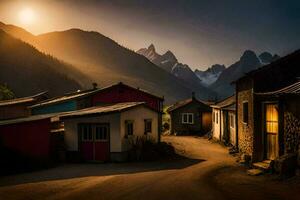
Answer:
19 8 35 25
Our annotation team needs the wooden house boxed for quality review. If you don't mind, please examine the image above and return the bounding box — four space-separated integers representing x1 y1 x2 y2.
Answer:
167 94 212 135
0 92 48 120
60 102 159 162
0 113 60 160
211 95 236 146
235 49 300 162
30 82 164 141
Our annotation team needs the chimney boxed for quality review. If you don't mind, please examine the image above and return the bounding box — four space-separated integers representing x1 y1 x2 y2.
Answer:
92 82 98 90
192 92 195 100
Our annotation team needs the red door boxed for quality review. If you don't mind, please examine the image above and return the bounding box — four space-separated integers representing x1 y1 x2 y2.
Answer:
79 124 110 161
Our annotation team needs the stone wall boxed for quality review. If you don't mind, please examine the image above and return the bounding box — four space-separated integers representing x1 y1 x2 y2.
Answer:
284 112 300 154
237 87 254 157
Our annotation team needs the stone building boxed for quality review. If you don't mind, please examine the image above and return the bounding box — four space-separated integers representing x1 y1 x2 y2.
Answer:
235 49 300 162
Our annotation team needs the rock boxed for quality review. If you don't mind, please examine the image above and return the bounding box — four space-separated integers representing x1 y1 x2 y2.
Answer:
274 153 297 177
247 169 263 176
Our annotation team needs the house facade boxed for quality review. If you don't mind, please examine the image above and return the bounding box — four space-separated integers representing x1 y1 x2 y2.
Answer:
211 95 236 146
60 102 159 162
235 49 300 162
167 95 212 135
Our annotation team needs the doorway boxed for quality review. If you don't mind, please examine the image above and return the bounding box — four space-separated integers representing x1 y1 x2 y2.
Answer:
264 104 279 160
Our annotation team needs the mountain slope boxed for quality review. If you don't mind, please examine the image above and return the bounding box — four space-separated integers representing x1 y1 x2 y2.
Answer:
0 22 216 103
0 30 85 97
137 44 208 90
210 50 279 98
194 64 226 86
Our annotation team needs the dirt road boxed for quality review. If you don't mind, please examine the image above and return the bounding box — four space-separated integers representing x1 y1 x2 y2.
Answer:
0 136 299 200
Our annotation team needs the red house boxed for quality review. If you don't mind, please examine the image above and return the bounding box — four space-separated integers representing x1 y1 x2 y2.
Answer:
0 114 58 159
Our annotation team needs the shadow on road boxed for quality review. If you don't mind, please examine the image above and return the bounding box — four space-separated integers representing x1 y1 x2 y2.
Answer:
0 157 205 187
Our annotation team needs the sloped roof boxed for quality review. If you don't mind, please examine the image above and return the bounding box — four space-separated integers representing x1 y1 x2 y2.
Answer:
167 98 211 112
99 82 164 100
211 95 236 109
30 82 164 109
60 102 152 119
0 102 152 126
0 113 59 126
0 91 48 107
29 89 102 108
255 80 300 96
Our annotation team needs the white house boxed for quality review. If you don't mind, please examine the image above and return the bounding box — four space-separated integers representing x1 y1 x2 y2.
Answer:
60 102 159 162
211 95 237 146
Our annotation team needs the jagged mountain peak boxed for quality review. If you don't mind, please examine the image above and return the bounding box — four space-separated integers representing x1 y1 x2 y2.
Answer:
239 50 260 67
148 44 155 51
162 50 177 62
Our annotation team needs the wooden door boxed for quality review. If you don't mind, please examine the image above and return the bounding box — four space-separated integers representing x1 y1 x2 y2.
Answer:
265 104 279 160
202 112 212 133
80 124 110 161
94 125 110 161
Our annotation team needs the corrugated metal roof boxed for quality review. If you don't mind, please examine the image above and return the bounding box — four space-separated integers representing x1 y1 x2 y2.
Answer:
0 113 58 126
29 89 101 108
0 91 48 107
0 102 149 125
60 102 147 119
255 81 300 96
211 95 236 109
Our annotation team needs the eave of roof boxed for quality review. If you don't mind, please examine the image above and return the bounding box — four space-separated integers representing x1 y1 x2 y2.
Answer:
0 91 48 107
60 102 155 119
255 81 300 96
233 49 300 84
167 97 211 112
211 95 236 109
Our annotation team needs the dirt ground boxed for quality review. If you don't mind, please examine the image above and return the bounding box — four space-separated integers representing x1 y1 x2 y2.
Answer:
0 136 299 200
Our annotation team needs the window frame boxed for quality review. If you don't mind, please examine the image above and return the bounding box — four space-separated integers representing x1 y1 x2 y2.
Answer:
144 119 152 134
79 124 93 142
242 101 249 124
181 113 194 124
125 120 134 137
94 125 109 142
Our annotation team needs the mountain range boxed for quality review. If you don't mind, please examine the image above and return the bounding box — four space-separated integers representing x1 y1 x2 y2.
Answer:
209 50 280 97
0 22 216 103
137 44 279 99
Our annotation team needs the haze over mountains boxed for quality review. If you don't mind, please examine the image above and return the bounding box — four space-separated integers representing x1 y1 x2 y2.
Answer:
138 44 280 98
0 22 216 103
0 29 85 97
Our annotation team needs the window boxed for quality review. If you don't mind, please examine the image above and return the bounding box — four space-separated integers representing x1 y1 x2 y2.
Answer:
144 119 152 134
230 114 235 128
125 120 134 137
243 102 249 124
212 111 215 122
215 112 218 124
182 113 194 124
95 126 108 141
266 104 278 134
79 124 92 141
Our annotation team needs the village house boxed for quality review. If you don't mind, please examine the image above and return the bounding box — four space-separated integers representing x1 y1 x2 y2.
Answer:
0 102 159 162
30 82 164 141
235 49 300 163
167 94 212 135
211 95 237 146
0 91 48 120
0 113 61 161
60 102 159 162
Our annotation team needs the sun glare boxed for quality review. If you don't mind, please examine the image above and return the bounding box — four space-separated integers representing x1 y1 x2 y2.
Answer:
19 8 35 25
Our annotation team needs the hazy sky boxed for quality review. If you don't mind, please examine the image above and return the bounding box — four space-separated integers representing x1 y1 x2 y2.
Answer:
0 0 299 70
